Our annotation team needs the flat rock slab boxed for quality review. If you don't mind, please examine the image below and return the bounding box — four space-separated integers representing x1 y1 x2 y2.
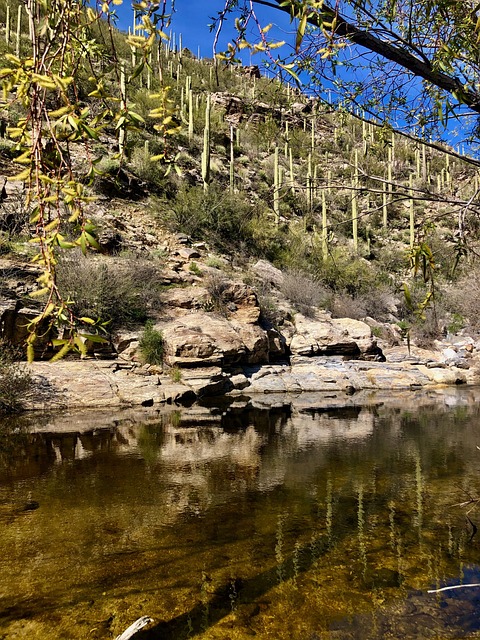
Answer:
27 360 194 410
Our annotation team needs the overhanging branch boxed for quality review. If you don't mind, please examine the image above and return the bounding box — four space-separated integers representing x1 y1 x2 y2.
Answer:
252 0 480 115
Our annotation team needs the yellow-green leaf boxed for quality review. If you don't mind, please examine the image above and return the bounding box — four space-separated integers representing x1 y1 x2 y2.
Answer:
29 287 50 298
27 343 35 363
50 341 72 362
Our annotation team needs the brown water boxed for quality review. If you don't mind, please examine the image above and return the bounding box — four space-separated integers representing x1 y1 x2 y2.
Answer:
2 390 480 639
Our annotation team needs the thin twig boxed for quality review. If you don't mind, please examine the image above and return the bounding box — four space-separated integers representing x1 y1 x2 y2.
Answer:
428 583 480 594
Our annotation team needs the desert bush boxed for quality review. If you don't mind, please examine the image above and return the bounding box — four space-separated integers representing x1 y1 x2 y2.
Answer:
443 267 480 332
354 285 399 322
139 321 164 365
411 310 442 347
329 292 367 319
316 249 380 296
253 279 282 327
0 188 31 236
0 339 33 413
128 143 178 197
204 271 231 316
281 269 331 317
56 253 161 330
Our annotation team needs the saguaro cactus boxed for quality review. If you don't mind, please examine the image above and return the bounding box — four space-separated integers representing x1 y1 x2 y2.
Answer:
229 125 235 194
188 88 194 140
289 147 294 195
273 145 280 223
352 150 359 251
15 4 21 56
322 189 328 262
409 173 415 248
5 3 10 45
201 94 211 192
306 152 313 212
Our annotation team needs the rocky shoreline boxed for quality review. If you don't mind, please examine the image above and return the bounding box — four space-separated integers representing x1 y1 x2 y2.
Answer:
25 342 480 410
3 248 480 412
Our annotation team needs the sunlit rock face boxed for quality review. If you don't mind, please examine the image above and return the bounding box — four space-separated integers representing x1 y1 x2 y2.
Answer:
289 312 381 359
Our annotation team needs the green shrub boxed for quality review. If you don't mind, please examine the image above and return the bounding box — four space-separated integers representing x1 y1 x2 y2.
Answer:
316 248 380 296
189 261 203 276
139 321 164 365
168 366 182 383
159 184 281 258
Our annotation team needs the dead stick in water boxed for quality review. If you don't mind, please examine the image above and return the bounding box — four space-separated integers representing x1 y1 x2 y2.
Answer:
428 583 480 594
115 616 153 640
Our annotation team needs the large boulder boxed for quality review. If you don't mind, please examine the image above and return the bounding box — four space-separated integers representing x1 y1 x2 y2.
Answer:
289 312 383 360
252 259 284 288
159 303 272 368
161 313 248 367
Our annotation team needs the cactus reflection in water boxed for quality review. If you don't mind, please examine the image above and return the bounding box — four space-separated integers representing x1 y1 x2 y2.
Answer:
2 393 480 638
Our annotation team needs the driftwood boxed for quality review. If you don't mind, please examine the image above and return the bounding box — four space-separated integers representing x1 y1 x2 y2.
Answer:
428 583 480 594
115 616 153 640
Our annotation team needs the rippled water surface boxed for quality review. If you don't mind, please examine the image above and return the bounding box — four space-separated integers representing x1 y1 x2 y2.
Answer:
2 389 480 639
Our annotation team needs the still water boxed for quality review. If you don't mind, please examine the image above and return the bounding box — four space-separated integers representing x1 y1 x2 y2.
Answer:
2 389 480 639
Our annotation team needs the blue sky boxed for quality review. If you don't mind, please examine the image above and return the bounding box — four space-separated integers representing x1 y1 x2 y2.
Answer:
115 1 293 63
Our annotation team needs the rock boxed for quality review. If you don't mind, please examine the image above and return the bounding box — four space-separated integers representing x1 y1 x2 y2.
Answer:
290 312 380 359
181 367 231 397
252 259 284 288
159 286 209 309
229 373 250 390
220 281 261 324
144 233 157 244
159 269 190 285
98 228 123 254
231 322 269 363
442 347 458 362
419 365 467 385
176 247 201 260
1 305 53 356
25 361 202 409
0 298 19 339
161 313 247 366
266 327 286 357
112 331 140 354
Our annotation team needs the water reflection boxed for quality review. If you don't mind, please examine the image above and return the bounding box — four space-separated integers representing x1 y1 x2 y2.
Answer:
1 390 480 638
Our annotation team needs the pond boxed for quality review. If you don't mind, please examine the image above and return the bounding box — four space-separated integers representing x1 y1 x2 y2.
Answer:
2 388 480 639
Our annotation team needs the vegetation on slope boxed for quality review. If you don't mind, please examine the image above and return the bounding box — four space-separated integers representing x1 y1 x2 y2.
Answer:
1 0 480 375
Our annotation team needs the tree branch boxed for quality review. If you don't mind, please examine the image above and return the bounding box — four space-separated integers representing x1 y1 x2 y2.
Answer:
252 0 480 114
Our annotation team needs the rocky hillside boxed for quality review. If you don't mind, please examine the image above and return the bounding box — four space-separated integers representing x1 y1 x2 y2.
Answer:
2 6 480 407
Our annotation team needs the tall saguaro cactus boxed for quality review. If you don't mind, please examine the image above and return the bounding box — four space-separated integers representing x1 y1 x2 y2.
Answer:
202 94 211 192
408 173 415 249
15 4 21 56
352 150 359 251
321 189 328 262
229 125 235 194
273 145 280 223
5 3 10 45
